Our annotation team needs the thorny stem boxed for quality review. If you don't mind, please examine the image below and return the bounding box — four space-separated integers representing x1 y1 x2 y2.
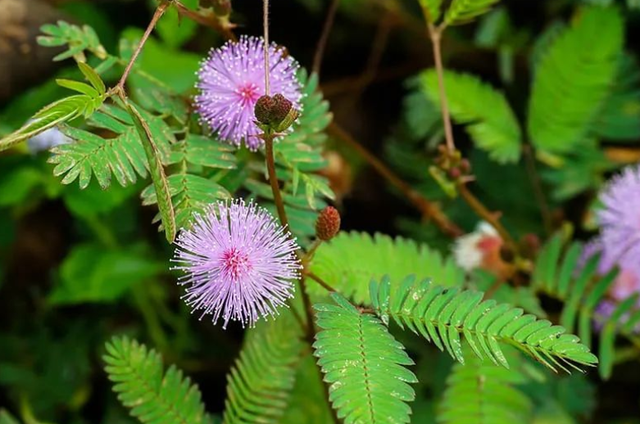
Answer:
328 122 463 237
114 1 170 94
312 0 341 75
427 24 455 153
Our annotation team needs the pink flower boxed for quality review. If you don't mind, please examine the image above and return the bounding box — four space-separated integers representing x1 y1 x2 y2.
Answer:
172 199 301 328
195 36 302 150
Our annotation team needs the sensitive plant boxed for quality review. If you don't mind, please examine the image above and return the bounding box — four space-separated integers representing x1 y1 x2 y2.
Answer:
2 0 640 423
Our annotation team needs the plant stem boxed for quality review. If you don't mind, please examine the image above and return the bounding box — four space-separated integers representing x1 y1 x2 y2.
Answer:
263 0 271 95
327 122 463 237
427 25 455 153
312 0 341 76
457 183 516 251
115 1 170 94
523 143 552 235
306 272 336 292
264 133 289 229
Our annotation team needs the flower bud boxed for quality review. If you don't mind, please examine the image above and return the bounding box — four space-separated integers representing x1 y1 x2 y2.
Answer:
254 95 276 125
315 206 341 241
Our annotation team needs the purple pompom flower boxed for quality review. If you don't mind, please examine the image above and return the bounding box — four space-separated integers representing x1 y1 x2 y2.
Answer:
195 35 302 150
172 199 301 328
597 165 640 271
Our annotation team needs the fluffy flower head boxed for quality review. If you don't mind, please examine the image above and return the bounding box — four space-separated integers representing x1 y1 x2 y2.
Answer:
173 199 301 328
597 165 640 271
27 125 71 154
195 36 302 150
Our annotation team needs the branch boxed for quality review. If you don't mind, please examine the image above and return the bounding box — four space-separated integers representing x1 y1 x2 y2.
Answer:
114 1 170 95
173 0 237 41
426 24 455 153
312 0 340 76
327 122 463 237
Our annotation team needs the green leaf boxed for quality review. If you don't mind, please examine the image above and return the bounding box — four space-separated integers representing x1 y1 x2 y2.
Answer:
78 61 107 95
0 410 21 424
38 21 107 61
371 275 598 372
421 70 521 163
126 102 176 243
222 310 305 424
313 293 417 424
438 347 533 424
531 237 640 379
49 244 162 305
141 173 230 231
103 336 212 424
0 95 92 152
309 231 465 304
527 7 623 159
594 53 640 141
444 0 502 26
419 0 444 23
156 0 198 49
167 135 237 170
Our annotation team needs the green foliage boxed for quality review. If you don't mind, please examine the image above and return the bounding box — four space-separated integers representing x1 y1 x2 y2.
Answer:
222 311 305 424
532 235 640 379
49 243 162 305
309 231 465 304
314 293 418 424
126 101 176 242
527 7 624 161
103 336 211 424
0 63 107 153
49 102 171 189
37 20 107 61
421 70 521 163
370 275 598 372
444 0 503 26
419 0 444 23
438 348 532 424
594 54 640 141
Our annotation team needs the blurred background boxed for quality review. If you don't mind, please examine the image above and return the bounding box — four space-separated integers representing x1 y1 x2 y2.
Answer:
1 0 640 423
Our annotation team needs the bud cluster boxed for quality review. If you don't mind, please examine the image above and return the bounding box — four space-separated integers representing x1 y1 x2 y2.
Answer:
434 145 471 182
254 94 299 133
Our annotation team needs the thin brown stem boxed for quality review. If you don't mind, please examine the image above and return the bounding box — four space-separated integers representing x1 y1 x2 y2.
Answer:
523 144 552 235
313 0 340 76
263 0 271 95
327 122 463 237
306 272 336 292
458 183 516 251
427 25 455 153
174 0 237 41
264 134 289 228
115 1 170 94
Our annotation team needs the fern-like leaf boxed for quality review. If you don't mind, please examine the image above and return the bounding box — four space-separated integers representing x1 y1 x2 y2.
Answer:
309 231 465 304
50 104 173 189
438 347 532 424
370 275 598 372
103 336 211 424
222 310 305 424
314 293 417 424
444 0 502 26
527 7 623 160
532 235 640 379
421 70 521 163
